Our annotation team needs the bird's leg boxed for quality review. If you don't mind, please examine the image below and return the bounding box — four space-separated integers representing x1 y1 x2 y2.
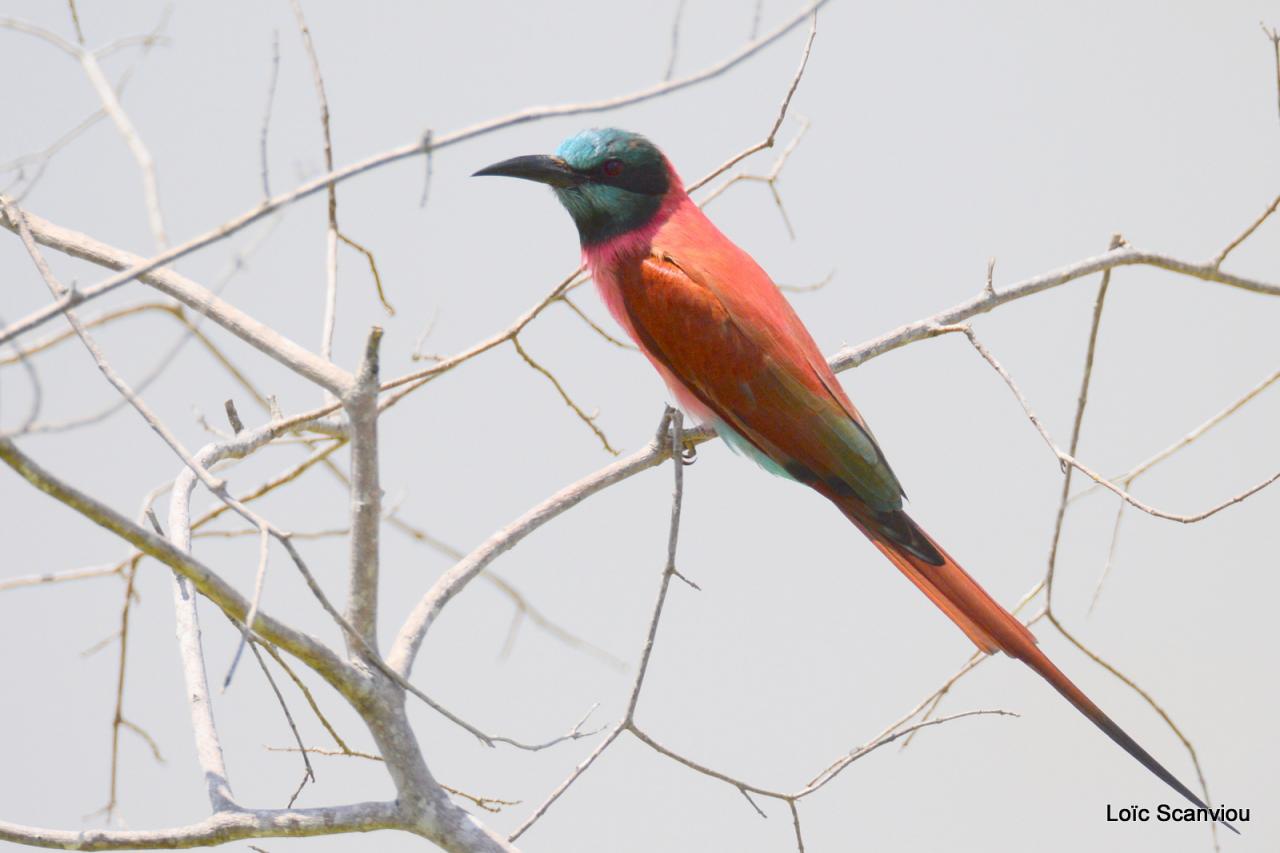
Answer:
654 405 699 463
680 441 698 465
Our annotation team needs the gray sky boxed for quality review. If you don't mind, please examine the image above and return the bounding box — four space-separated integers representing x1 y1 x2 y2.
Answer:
1 2 1277 851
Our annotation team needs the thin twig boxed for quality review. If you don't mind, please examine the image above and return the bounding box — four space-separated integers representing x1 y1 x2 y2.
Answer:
97 556 141 820
0 563 121 592
512 336 618 455
951 323 1280 524
1212 192 1280 269
558 294 635 349
664 0 687 81
20 216 283 435
222 528 272 688
259 31 280 199
338 232 395 315
509 410 690 841
698 119 811 238
798 710 1018 796
1085 364 1280 496
686 13 818 194
247 640 315 808
1044 234 1120 607
777 269 834 294
1264 23 1280 127
287 0 340 365
78 50 167 248
66 0 84 42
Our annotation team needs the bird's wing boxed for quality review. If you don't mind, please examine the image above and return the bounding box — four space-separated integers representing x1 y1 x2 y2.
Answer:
614 249 904 513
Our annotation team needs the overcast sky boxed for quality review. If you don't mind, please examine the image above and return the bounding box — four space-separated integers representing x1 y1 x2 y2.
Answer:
2 2 1278 852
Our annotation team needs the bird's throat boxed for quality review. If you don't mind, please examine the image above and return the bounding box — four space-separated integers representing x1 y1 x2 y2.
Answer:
554 183 665 247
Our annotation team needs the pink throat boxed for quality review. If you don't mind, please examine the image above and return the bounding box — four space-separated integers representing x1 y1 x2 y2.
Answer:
582 167 689 272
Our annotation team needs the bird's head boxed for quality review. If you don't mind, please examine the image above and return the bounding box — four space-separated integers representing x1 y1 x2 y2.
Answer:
474 128 676 247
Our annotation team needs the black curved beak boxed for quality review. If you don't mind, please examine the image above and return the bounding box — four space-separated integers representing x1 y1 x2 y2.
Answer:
473 154 585 188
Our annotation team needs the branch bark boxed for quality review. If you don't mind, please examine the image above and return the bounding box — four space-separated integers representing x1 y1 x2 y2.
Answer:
0 802 402 850
0 201 352 395
344 327 383 653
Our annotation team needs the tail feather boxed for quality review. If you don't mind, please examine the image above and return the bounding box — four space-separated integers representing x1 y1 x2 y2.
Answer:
846 510 1038 655
1020 643 1238 834
839 500 1237 834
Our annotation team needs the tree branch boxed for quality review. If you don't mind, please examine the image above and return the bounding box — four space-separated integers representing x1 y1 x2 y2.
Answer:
0 201 353 395
830 246 1280 373
0 0 828 348
344 327 383 653
0 436 357 692
0 802 403 850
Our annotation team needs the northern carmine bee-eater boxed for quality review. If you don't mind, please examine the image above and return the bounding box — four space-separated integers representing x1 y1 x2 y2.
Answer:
476 128 1234 830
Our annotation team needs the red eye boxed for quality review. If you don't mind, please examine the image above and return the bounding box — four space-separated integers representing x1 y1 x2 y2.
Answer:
602 158 624 177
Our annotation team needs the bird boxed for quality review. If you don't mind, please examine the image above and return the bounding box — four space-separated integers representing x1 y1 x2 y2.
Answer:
475 127 1234 831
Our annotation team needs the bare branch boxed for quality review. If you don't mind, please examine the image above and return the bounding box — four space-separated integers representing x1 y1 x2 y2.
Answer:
663 0 687 81
221 527 272 688
1087 363 1280 495
267 745 381 761
0 0 827 349
0 308 42 432
798 710 1018 797
0 17 78 57
118 719 164 764
953 324 1280 523
97 558 142 820
256 642 352 754
66 1 84 42
485 570 626 670
1264 22 1280 126
830 246 1280 372
79 49 167 248
506 729 623 843
0 802 403 850
378 268 585 405
776 268 834 294
224 399 245 434
1082 361 1280 608
512 335 618 455
697 119 811 238
509 409 690 841
258 31 280 199
1044 234 1120 607
0 562 121 592
344 327 383 652
1212 192 1280 268
0 436 355 686
686 12 817 194
557 294 635 350
0 202 354 395
338 232 395 315
19 215 282 436
287 0 342 365
789 800 805 853
247 640 315 808
388 408 681 677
